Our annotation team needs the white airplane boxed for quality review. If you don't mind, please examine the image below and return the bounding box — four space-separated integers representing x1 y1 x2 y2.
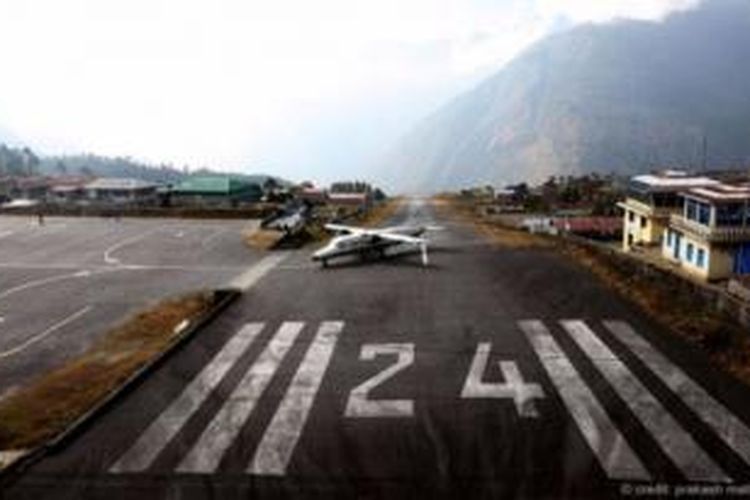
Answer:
312 223 441 267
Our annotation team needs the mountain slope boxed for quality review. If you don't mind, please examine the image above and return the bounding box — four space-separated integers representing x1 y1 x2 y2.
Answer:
378 0 750 192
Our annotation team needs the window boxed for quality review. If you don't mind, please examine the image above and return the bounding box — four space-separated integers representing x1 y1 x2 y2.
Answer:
640 217 647 229
697 248 706 268
686 243 694 262
698 202 711 225
628 211 634 223
686 199 697 221
686 199 712 225
716 203 744 226
666 230 673 246
652 192 680 208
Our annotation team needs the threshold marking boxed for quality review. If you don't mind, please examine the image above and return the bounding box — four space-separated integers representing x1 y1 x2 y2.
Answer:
248 321 343 475
176 322 304 473
520 320 650 480
604 320 750 468
561 320 730 482
110 322 265 473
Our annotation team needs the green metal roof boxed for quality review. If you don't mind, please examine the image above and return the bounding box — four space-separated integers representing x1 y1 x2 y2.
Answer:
172 175 259 195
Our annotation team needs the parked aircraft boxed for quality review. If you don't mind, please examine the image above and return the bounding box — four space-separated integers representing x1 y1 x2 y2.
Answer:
312 223 441 267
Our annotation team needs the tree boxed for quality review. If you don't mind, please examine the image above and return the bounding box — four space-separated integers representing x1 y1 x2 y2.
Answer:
21 147 39 176
55 160 68 175
263 177 280 192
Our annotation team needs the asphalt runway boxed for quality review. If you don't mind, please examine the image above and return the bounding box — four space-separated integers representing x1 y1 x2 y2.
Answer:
0 216 262 397
5 201 750 499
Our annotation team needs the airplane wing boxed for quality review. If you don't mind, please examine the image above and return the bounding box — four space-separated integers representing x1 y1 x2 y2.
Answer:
377 232 430 266
375 232 426 245
319 224 432 266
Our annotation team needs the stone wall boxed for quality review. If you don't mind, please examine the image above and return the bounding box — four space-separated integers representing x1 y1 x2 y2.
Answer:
563 234 750 328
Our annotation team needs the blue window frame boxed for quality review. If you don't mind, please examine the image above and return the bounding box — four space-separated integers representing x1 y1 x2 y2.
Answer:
686 243 694 262
697 248 706 268
698 203 711 225
686 199 712 225
686 199 697 221
666 230 673 246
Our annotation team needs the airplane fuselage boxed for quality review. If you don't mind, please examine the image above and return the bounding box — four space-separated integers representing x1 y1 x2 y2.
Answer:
311 226 427 266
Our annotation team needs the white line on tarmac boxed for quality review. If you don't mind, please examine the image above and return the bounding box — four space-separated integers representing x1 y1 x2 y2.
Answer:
110 322 266 473
200 229 225 248
248 321 343 476
0 262 247 273
0 270 97 300
0 230 14 239
103 229 159 265
176 322 305 473
0 306 92 359
561 320 730 482
228 254 288 291
520 320 650 481
276 264 318 271
604 320 750 469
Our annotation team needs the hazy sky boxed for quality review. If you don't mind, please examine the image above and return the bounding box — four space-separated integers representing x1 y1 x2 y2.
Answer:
0 0 699 183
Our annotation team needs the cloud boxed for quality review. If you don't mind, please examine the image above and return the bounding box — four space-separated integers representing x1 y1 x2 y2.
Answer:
535 0 701 23
0 0 704 179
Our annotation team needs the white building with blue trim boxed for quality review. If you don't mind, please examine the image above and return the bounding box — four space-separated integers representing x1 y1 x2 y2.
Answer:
662 183 750 281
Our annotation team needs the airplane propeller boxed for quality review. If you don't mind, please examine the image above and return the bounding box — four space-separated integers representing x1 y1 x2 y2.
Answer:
420 241 429 266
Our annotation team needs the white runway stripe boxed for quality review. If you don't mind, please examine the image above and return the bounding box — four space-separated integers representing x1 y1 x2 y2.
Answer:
110 322 265 473
561 320 730 482
176 321 305 473
604 320 750 467
228 254 287 291
248 321 344 476
520 320 650 481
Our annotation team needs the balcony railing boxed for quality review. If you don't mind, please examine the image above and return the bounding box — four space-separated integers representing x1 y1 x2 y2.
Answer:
619 198 675 218
669 214 750 243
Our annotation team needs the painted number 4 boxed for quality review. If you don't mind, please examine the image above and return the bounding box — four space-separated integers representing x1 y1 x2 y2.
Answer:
461 343 544 418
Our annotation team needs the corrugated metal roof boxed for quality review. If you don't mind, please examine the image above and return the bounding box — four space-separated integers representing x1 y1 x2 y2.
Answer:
85 178 159 190
172 175 258 195
632 175 719 189
686 183 750 202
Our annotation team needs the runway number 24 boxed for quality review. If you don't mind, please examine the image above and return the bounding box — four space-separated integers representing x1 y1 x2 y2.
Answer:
343 342 545 419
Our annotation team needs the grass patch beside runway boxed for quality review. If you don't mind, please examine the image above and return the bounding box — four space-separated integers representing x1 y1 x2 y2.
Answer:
244 228 285 250
355 197 404 228
0 293 213 451
435 197 554 249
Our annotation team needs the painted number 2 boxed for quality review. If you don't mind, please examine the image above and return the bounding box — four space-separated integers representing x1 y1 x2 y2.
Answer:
345 343 415 418
461 343 544 417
